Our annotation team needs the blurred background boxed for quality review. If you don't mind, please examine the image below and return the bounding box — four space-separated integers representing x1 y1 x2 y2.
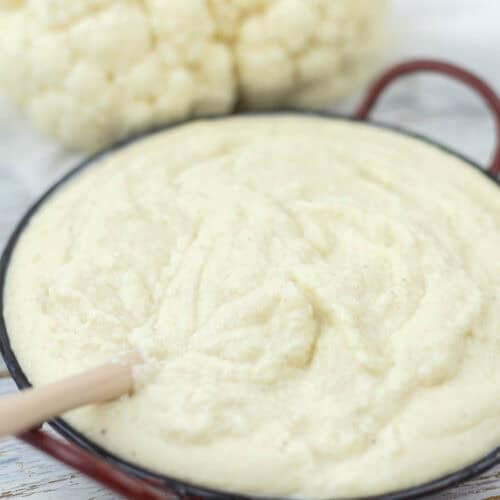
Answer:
0 0 499 498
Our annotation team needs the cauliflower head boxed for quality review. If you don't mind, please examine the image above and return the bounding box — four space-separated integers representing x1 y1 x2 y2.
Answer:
0 0 387 151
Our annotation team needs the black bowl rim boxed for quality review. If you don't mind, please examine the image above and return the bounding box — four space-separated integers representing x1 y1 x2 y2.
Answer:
1 109 500 500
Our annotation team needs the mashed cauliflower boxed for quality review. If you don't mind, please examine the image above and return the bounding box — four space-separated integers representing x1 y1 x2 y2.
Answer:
4 114 500 498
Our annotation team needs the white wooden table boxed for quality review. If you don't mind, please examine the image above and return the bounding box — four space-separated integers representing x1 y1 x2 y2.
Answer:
1 0 500 497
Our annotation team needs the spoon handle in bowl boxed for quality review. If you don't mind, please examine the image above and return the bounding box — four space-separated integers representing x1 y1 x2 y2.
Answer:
0 360 134 439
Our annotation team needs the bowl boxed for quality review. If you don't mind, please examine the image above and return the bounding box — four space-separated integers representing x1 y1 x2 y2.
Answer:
1 59 499 500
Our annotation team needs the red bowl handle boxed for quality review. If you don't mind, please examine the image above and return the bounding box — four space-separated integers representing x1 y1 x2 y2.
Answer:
19 430 180 500
354 59 500 175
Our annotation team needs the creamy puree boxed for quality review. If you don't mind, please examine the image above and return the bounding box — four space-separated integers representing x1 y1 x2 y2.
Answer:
4 115 500 498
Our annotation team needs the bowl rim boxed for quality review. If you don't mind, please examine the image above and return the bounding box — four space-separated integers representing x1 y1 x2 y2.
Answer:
1 109 500 500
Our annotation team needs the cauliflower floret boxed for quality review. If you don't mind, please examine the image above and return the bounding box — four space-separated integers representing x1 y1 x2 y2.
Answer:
0 0 387 150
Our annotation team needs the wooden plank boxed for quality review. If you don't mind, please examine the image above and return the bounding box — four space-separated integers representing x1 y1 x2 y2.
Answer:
0 378 119 499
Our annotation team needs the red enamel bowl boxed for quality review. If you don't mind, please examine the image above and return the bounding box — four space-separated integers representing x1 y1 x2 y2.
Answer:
1 59 499 500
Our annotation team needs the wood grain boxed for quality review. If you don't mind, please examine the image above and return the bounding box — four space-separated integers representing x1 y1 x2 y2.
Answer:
0 379 119 499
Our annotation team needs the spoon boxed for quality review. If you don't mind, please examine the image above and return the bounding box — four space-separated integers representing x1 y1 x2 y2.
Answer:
0 356 138 439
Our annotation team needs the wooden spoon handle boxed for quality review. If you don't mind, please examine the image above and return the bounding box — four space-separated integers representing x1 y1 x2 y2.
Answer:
0 361 134 439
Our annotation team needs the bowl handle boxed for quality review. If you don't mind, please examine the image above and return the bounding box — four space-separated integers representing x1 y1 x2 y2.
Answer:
19 430 182 500
354 59 500 176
